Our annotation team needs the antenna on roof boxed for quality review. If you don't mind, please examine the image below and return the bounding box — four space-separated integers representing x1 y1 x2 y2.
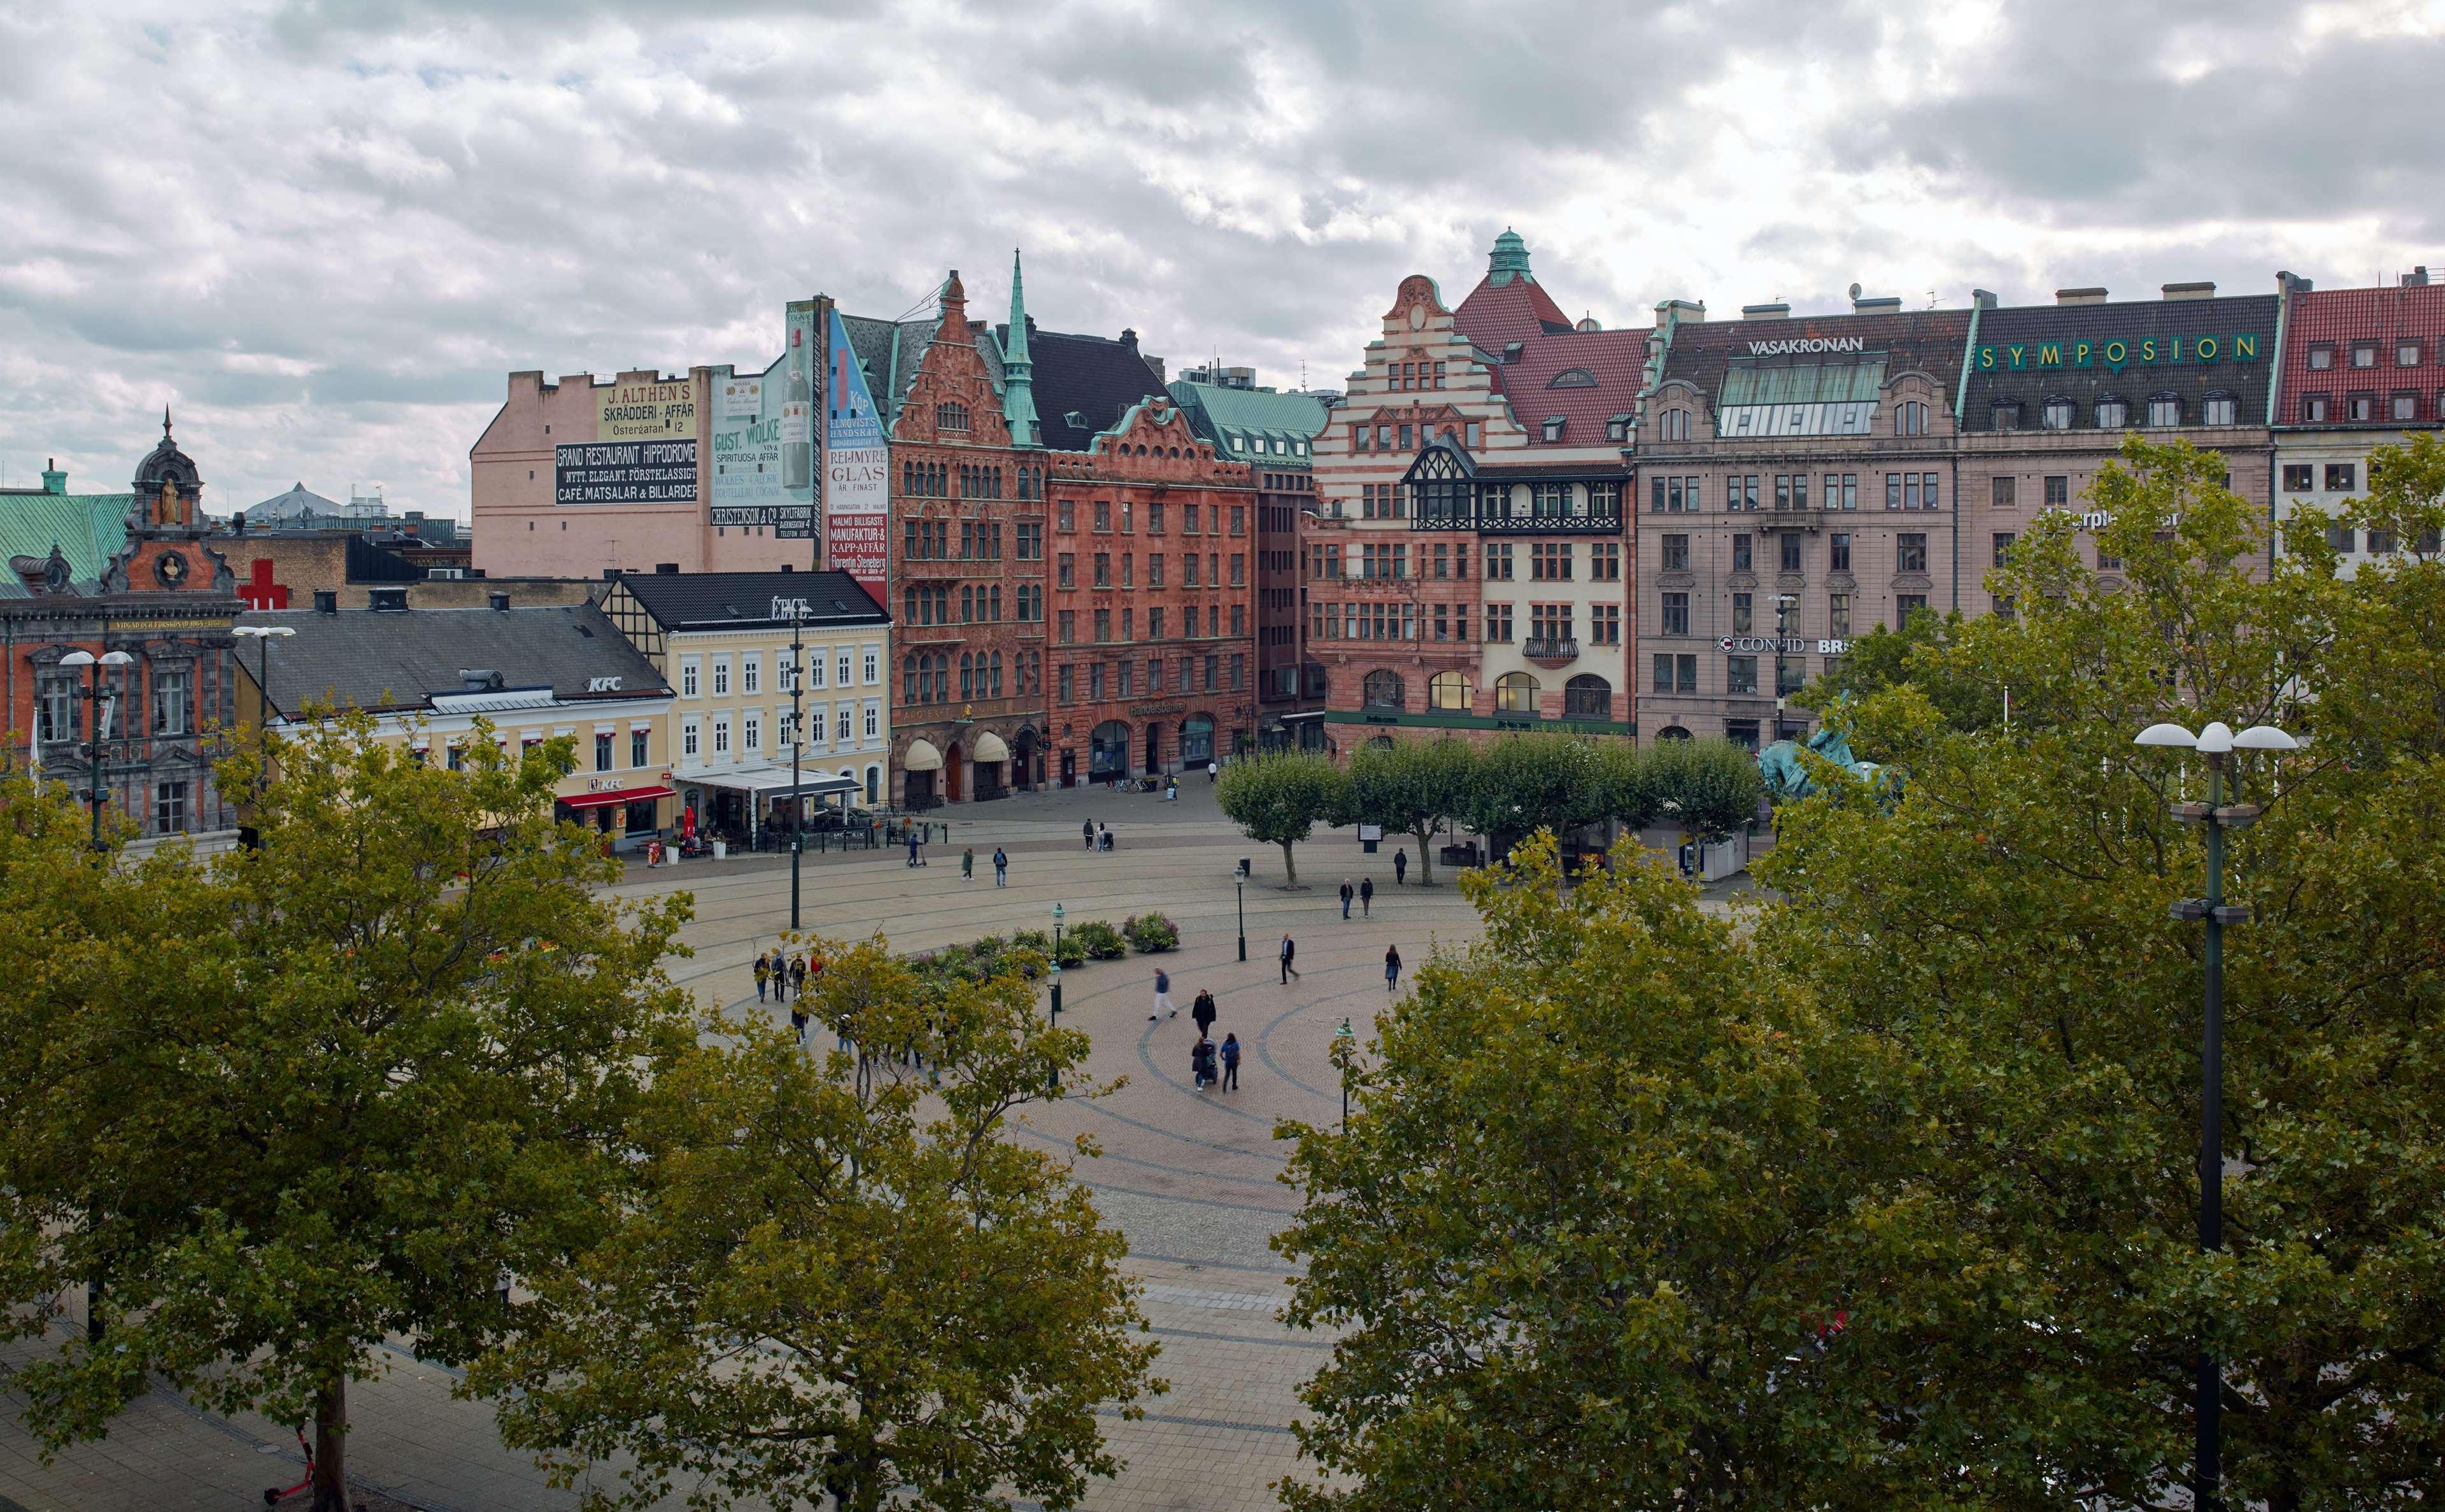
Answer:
1848 283 1862 300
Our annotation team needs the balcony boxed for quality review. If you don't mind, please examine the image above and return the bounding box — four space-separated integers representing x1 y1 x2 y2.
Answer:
1417 507 1624 536
1522 637 1580 667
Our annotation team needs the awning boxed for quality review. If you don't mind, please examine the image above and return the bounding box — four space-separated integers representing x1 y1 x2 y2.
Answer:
972 731 1010 763
688 765 860 797
558 784 673 811
904 739 943 772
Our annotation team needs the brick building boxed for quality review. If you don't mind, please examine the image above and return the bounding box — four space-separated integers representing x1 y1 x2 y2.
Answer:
1632 298 1973 746
1955 283 2281 616
1166 376 1331 747
2269 268 2445 577
0 415 245 851
1303 232 1644 754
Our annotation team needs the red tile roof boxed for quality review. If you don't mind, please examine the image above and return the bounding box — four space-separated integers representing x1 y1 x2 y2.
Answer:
1491 326 1654 446
2274 283 2445 427
1455 273 1576 347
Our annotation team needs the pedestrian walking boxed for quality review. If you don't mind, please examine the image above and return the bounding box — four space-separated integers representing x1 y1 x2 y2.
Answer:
1360 876 1375 917
1083 819 1095 851
1339 879 1354 919
1099 821 1113 852
993 845 1008 886
1394 847 1408 886
961 846 975 882
1191 1035 1215 1091
753 953 771 1003
1191 987 1217 1041
1384 944 1402 992
1279 932 1299 983
767 949 786 1003
1207 759 1219 784
1219 1032 1241 1092
790 953 808 1000
1150 966 1175 1022
906 831 924 868
789 1002 807 1043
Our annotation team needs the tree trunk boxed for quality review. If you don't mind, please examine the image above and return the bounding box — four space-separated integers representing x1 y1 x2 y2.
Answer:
311 1376 348 1512
1279 839 1298 889
1411 828 1435 886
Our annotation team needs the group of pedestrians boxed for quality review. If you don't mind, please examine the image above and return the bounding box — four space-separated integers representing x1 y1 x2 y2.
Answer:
1154 969 1243 1093
1082 819 1115 851
958 845 1010 884
1338 876 1375 919
754 947 826 1042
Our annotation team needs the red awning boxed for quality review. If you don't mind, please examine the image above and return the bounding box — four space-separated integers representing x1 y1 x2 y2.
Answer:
556 785 674 812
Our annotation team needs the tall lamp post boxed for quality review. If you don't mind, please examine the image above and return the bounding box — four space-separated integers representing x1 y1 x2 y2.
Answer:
787 608 808 930
1233 861 1248 962
2134 716 2299 1512
230 625 295 727
57 650 133 849
1049 903 1065 1027
1772 593 1799 742
1332 1017 1354 1129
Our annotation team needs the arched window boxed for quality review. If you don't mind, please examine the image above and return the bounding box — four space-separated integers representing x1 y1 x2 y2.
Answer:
1547 367 1598 389
1361 669 1406 710
991 652 1003 697
936 401 970 432
903 587 918 623
1428 670 1473 711
1656 724 1693 742
1495 671 1540 714
1659 408 1691 442
1563 674 1612 718
960 653 974 699
1896 399 1929 436
903 655 919 703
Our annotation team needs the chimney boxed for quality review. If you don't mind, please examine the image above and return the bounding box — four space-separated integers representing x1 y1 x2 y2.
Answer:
1741 302 1791 319
2162 281 2216 301
2404 266 2431 288
1120 329 1138 351
41 458 65 495
367 586 408 612
232 512 247 535
1972 289 1998 309
488 590 509 611
313 589 338 614
1852 295 1903 314
2055 288 2108 306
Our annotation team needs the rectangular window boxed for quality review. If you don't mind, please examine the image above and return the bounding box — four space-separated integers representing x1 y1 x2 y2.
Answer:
1733 591 1753 633
1780 533 1802 572
1058 610 1075 644
1094 500 1112 532
1485 542 1513 580
1676 654 1698 694
864 702 879 740
1058 664 1075 703
741 654 761 695
2281 463 2312 491
1231 553 1245 586
1484 602 1513 642
153 780 187 835
1148 552 1165 588
682 717 700 759
836 705 852 744
1093 552 1110 587
1186 554 1201 588
1653 654 1675 694
1588 602 1620 646
711 714 730 756
1903 474 1921 510
1661 533 1689 571
2045 475 2070 507
2327 463 2357 491
1149 605 1165 640
1829 593 1850 637
594 731 613 772
632 728 649 767
1661 591 1689 636
1726 654 1757 695
711 656 730 696
151 668 192 737
1898 533 1928 574
1885 473 1901 510
1993 532 2015 568
1920 472 1939 509
1094 609 1111 642
1777 657 1804 696
1117 661 1133 698
1992 476 2017 507
680 658 700 698
743 712 761 754
1591 541 1621 580
1897 593 1927 621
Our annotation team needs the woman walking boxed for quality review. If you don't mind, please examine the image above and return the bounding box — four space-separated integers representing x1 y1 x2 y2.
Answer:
754 952 771 1003
1219 1032 1241 1092
961 845 975 882
1384 943 1402 993
1191 1035 1217 1091
1191 987 1217 1043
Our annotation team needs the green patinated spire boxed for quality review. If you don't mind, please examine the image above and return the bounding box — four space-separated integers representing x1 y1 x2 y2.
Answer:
1002 248 1040 448
1487 227 1533 286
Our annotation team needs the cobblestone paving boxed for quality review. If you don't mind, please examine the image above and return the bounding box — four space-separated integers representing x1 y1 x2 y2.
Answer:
0 783 1740 1511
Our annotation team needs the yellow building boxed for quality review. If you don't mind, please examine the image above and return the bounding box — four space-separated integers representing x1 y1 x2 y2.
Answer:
598 570 892 843
237 589 679 849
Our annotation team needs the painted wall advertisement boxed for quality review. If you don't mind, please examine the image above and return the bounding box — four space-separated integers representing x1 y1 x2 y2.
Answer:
555 374 700 505
707 311 819 538
824 307 888 591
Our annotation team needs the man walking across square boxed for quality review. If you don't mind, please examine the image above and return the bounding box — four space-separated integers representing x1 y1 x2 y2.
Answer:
1361 875 1375 917
1149 966 1176 1022
993 845 1008 886
1279 931 1299 984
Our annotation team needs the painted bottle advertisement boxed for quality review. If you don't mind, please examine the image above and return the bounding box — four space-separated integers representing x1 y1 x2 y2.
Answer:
782 327 812 490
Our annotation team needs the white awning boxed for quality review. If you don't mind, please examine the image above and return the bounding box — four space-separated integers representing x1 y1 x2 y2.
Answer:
972 731 1010 763
689 764 860 797
904 739 944 772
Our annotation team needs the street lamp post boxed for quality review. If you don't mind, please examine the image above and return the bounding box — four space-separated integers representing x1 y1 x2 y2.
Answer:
788 609 807 931
2134 716 2299 1512
1773 593 1799 741
57 650 134 849
230 625 295 728
1234 864 1247 962
1050 903 1065 1027
1333 1017 1354 1129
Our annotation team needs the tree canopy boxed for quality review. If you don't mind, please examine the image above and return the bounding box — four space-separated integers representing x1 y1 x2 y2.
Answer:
1217 751 1349 888
1338 737 1477 885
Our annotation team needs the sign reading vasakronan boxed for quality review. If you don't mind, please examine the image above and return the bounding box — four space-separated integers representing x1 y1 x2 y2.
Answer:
554 441 698 505
1746 336 1867 357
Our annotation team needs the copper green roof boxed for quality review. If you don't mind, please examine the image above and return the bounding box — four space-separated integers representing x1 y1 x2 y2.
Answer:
1166 380 1329 465
0 488 131 588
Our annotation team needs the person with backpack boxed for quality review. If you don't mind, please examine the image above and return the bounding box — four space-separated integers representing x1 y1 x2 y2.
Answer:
1360 876 1375 917
1339 879 1354 920
790 954 808 1000
1149 966 1175 1022
767 949 786 1003
1219 1032 1241 1092
1082 819 1095 851
1384 943 1402 993
753 952 771 1003
1191 988 1217 1042
993 845 1008 886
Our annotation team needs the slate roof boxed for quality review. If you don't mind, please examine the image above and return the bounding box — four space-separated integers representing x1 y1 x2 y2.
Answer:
2272 282 2445 428
1655 308 1974 420
0 487 133 592
238 603 669 718
1166 381 1330 466
992 321 1168 451
1960 294 2279 433
839 312 942 429
614 569 887 630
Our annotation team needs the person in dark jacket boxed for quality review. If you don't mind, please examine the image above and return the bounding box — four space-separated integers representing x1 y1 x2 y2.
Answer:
754 953 771 1002
1219 1032 1242 1091
1279 933 1299 983
1394 848 1409 886
1384 944 1402 992
1360 876 1375 917
1339 879 1354 919
1191 1036 1217 1091
790 954 809 998
1192 989 1218 1041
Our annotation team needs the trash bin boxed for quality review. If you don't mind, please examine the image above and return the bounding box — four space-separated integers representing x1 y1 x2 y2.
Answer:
712 839 728 861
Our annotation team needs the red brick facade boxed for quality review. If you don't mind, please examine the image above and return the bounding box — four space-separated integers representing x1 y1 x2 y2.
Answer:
1045 399 1259 784
886 272 1051 806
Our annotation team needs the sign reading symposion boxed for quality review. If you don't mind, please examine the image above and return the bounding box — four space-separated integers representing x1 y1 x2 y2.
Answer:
556 374 701 506
824 308 888 591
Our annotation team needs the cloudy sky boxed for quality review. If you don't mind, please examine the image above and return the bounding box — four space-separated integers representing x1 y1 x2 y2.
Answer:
3 0 2441 519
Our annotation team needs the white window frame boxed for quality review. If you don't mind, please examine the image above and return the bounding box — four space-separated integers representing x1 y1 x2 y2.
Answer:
711 713 731 757
681 716 701 760
744 710 762 754
863 698 879 741
862 644 880 684
837 648 853 688
742 653 761 695
679 656 700 699
835 704 852 744
711 656 730 697
807 702 829 749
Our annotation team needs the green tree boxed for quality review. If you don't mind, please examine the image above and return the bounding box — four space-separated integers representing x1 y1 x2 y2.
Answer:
1340 737 1477 886
0 714 692 1512
1217 751 1348 889
472 937 1163 1512
1272 835 1926 1509
1646 735 1765 844
1751 434 2445 1509
1793 605 2001 745
1461 733 1608 858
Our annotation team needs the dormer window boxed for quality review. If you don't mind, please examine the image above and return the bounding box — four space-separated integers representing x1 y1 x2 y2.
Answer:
2095 397 2128 428
2147 394 2183 428
1896 399 1928 435
2399 342 2425 368
2302 393 2330 423
2307 345 2334 371
2202 393 2237 427
1991 400 2022 431
1541 416 1566 442
1547 367 1598 389
1657 409 1690 442
2041 397 2074 430
2351 343 2378 369
1605 413 1632 442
